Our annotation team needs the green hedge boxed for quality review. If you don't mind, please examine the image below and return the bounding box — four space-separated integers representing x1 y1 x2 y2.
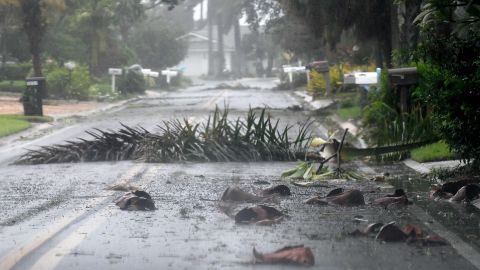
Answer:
0 63 32 81
0 81 24 93
45 64 91 100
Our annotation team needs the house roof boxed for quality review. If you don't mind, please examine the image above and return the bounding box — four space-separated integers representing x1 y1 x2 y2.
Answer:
176 31 235 52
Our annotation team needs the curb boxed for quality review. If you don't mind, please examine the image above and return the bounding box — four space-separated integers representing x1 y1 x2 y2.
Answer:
403 158 464 174
293 90 335 110
0 95 142 147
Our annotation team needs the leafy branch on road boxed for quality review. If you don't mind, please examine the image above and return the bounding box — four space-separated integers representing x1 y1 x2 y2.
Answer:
15 107 313 164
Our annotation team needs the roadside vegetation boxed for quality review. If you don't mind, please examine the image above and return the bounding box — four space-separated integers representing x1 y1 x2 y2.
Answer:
0 114 52 137
410 141 455 163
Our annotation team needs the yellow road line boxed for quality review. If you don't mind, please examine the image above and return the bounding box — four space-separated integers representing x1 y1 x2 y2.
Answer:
0 164 146 270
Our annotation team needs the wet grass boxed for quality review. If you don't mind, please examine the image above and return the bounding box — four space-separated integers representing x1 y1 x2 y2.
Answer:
337 106 362 121
0 116 31 137
0 114 53 138
410 141 455 162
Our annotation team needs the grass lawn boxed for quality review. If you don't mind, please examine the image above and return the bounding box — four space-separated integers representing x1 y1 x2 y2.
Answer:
337 105 362 121
0 114 53 137
410 141 455 162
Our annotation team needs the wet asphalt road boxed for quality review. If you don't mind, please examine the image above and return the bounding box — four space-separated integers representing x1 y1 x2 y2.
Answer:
0 78 478 270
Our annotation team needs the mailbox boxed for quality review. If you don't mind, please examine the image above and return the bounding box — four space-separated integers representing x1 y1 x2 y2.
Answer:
388 67 418 85
388 67 418 113
22 77 45 116
307 61 329 73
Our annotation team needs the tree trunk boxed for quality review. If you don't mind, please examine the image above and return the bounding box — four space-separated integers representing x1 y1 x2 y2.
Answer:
233 18 242 77
0 30 6 67
266 52 274 77
20 1 45 77
207 0 214 76
382 0 393 68
216 11 225 77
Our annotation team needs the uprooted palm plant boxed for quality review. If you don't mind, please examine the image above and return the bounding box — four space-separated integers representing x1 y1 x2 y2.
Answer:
15 108 313 165
282 129 369 182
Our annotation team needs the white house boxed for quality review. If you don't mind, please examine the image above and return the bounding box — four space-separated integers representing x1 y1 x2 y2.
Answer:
176 28 236 77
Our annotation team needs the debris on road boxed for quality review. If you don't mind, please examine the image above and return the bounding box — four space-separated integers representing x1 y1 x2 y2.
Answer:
373 189 409 207
221 187 263 202
430 177 480 203
350 222 384 236
351 221 449 247
234 205 284 224
15 108 313 164
375 222 408 242
114 190 156 211
253 245 315 266
107 182 141 192
305 189 365 206
259 185 291 196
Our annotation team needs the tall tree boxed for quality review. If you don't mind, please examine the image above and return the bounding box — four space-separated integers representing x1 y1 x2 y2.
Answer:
114 0 145 43
0 0 65 76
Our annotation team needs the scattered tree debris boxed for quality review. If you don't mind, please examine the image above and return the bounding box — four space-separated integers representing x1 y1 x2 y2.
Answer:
234 205 284 224
107 183 141 192
350 223 384 237
351 221 449 247
375 222 408 242
15 108 312 164
306 189 365 207
449 184 480 202
253 245 314 266
430 178 480 203
114 190 156 211
221 187 263 202
373 189 409 207
260 185 291 196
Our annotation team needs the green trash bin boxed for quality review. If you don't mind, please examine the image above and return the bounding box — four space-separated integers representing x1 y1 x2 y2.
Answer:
22 77 45 116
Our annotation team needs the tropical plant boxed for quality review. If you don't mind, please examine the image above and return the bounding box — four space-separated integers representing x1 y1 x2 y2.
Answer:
413 0 480 165
15 107 313 164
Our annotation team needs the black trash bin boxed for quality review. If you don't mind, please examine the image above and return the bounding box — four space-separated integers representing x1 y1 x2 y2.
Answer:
22 77 45 116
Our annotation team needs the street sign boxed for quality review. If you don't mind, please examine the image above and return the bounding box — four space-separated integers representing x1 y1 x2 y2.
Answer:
108 68 122 92
149 71 159 78
108 68 122 75
283 66 306 73
161 69 179 84
161 70 179 76
141 69 152 75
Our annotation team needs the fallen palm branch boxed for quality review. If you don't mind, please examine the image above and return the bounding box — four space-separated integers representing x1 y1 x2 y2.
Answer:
15 107 313 165
282 128 436 182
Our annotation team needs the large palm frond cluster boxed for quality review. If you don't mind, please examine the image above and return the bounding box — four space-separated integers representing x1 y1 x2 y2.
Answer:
16 108 312 165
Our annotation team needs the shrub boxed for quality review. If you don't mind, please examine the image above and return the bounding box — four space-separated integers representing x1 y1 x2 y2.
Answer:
307 70 326 96
46 66 69 98
118 70 146 95
45 64 91 100
0 63 32 81
68 64 91 100
362 69 436 147
0 81 24 93
89 83 119 101
414 30 480 165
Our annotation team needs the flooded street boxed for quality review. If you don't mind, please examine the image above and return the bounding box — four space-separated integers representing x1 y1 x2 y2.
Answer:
0 79 478 269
